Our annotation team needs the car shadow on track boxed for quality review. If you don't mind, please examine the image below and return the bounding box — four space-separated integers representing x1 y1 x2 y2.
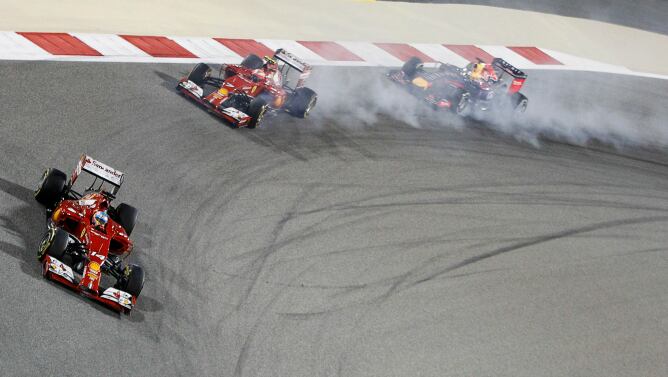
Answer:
0 176 46 279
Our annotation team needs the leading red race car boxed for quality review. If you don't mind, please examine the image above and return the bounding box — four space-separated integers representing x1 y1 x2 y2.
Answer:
177 48 318 128
35 155 143 314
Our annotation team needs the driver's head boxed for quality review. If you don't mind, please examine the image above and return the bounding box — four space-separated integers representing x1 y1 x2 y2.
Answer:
263 56 278 71
92 210 108 230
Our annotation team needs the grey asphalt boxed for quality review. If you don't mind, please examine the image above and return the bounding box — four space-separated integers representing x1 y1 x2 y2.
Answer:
1 62 668 377
383 0 668 35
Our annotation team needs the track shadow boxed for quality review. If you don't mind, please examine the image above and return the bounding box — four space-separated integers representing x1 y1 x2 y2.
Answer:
0 176 45 278
154 69 183 91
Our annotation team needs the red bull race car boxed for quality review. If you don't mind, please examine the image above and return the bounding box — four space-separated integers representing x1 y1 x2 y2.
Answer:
388 56 529 116
35 155 143 314
177 48 318 128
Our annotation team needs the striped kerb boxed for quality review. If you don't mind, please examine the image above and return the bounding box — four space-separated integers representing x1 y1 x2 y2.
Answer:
18 32 101 56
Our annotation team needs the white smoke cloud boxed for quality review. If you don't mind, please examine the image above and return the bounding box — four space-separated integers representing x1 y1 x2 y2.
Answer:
304 66 668 150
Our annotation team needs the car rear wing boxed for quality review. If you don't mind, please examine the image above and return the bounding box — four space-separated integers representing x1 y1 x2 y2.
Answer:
273 48 311 88
273 49 309 73
492 58 527 94
70 154 124 193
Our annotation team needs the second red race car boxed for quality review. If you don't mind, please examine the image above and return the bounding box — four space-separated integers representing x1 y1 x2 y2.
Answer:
177 48 318 128
34 154 144 314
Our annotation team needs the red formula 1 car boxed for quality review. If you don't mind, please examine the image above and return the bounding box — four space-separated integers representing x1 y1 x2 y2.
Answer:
388 57 529 116
34 155 143 314
177 48 318 128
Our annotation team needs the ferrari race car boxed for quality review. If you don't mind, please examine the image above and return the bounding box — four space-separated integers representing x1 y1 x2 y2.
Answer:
177 48 318 128
34 154 143 314
387 57 529 116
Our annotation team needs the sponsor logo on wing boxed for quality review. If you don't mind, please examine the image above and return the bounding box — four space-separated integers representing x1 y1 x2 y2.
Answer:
101 287 133 309
221 108 248 121
48 257 75 283
181 80 203 97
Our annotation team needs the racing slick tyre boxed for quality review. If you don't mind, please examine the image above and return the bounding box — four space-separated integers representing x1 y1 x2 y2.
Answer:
38 227 69 261
451 90 470 115
122 264 145 298
34 168 67 209
288 87 318 118
241 54 264 70
187 63 211 86
512 92 529 114
115 203 138 236
247 96 269 129
401 57 423 79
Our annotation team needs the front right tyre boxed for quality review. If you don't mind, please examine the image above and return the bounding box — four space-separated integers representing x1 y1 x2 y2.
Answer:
34 168 67 209
122 264 145 298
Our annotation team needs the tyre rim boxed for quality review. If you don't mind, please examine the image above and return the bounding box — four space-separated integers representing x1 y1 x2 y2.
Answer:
304 97 317 117
517 100 528 113
256 106 267 123
457 94 469 114
38 228 54 259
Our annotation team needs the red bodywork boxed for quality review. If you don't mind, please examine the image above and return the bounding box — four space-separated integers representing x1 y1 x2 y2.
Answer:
43 192 135 312
178 64 291 127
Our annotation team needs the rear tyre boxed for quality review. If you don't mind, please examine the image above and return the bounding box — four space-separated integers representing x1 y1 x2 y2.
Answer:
247 97 269 129
38 227 69 261
401 57 423 79
288 87 318 118
115 203 138 236
187 63 211 86
241 54 264 70
512 92 529 114
34 168 67 209
122 264 145 298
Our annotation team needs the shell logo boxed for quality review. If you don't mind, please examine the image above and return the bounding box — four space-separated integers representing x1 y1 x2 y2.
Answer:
89 261 100 272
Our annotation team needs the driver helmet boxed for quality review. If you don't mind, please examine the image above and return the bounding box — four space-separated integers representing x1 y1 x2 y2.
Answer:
263 56 278 71
92 211 108 230
470 63 485 80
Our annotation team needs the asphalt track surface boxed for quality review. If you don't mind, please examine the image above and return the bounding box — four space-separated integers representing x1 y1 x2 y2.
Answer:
386 0 668 35
1 62 668 377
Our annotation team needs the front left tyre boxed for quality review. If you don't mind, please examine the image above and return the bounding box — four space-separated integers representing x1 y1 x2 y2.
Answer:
186 63 211 86
38 227 69 261
451 90 470 115
247 96 269 129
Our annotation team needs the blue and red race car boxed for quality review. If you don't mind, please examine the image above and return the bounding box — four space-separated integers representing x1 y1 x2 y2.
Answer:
388 57 529 116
